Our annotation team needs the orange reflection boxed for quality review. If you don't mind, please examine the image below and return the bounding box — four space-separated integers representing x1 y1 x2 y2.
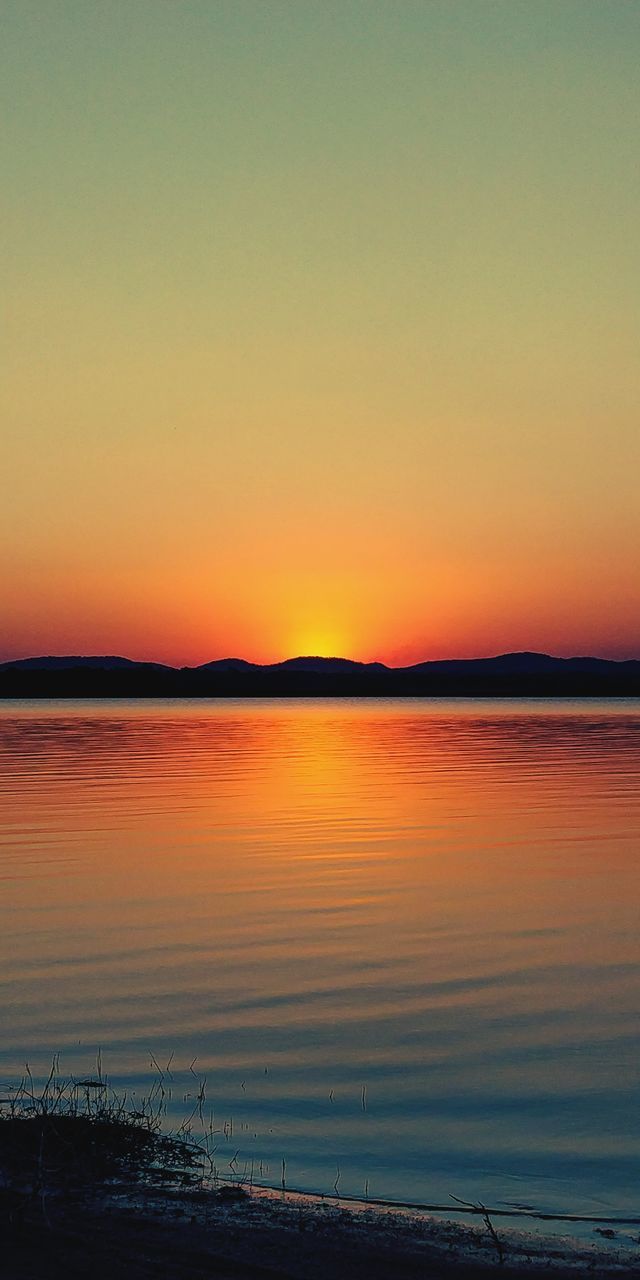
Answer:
1 702 639 994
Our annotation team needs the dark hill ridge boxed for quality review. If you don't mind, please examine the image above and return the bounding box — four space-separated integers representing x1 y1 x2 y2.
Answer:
4 654 173 672
1 651 639 697
195 656 388 674
263 656 388 674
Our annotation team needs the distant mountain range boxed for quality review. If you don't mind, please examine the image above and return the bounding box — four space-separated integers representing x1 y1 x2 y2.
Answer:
1 652 639 697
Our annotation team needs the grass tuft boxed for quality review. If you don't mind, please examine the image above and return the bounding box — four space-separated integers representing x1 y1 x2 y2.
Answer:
0 1059 205 1211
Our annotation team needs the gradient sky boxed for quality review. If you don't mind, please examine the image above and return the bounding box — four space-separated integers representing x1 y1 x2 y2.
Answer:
2 0 639 665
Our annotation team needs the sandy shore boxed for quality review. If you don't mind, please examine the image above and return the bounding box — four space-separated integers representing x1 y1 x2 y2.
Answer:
4 1182 639 1279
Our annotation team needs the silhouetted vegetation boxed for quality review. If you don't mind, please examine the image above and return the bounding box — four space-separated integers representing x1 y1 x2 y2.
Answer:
0 1058 204 1221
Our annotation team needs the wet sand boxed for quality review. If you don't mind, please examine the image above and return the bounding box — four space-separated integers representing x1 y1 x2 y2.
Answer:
4 1184 639 1279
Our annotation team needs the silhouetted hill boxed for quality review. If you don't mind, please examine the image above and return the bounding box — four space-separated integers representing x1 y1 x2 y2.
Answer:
263 656 388 674
5 655 172 672
0 651 639 697
195 658 259 673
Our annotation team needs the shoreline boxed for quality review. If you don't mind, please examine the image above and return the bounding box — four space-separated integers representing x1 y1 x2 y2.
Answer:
5 1180 639 1278
242 1179 640 1230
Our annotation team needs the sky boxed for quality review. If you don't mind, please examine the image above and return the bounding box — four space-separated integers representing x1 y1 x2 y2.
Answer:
2 0 639 666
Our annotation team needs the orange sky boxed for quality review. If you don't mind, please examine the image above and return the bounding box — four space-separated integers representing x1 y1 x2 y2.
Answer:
2 2 639 665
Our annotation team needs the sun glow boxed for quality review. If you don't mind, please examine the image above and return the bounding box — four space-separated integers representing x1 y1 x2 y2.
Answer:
287 624 352 661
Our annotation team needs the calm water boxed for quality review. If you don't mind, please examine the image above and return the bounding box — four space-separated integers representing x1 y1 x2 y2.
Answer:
1 699 639 1219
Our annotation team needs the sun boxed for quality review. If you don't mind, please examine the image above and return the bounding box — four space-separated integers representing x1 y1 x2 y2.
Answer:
287 624 350 660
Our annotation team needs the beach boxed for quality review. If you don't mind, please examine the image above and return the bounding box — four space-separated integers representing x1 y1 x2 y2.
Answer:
4 1182 639 1279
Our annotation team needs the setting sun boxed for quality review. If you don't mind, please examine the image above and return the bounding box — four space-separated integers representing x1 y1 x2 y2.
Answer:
286 624 352 662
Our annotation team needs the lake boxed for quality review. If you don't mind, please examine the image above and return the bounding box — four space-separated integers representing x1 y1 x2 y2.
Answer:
1 699 638 1221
